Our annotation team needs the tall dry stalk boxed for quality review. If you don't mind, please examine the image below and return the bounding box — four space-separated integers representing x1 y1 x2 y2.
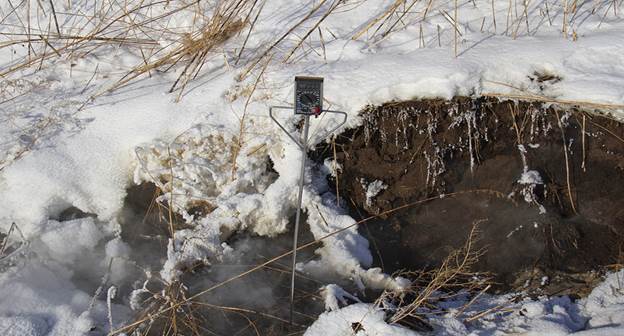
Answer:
454 0 459 57
581 114 586 172
385 221 487 325
491 0 497 31
48 0 61 35
379 0 419 41
230 55 270 181
352 0 405 40
167 146 176 241
555 109 578 215
563 0 569 36
240 0 328 79
283 0 341 63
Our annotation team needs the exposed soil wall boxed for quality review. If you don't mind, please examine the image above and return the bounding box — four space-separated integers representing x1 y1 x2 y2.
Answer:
313 97 624 293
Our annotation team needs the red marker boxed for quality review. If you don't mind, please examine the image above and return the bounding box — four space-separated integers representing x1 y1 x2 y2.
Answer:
312 106 321 117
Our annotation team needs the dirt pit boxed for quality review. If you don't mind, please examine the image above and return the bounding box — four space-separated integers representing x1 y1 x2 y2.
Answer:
313 97 624 295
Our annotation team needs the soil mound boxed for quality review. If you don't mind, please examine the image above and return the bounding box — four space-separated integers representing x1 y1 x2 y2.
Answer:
314 97 624 293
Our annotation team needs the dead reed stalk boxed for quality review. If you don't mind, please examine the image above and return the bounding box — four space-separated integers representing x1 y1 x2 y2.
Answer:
454 0 458 57
240 0 328 79
283 0 341 63
554 109 578 215
230 55 271 180
385 221 487 325
352 0 405 40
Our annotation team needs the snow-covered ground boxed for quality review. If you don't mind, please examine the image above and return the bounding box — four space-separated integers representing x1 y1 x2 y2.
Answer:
1 0 623 335
307 270 624 336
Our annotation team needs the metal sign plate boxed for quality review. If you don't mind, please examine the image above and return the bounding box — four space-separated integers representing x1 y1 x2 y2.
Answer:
294 76 323 115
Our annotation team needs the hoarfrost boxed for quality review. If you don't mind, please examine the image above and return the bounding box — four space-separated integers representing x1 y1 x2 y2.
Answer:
361 179 387 207
321 284 361 311
517 145 546 214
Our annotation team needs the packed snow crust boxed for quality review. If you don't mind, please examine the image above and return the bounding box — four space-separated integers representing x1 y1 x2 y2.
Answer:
0 0 624 334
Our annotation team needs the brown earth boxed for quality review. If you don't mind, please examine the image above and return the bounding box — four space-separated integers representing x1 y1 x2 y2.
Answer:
312 97 624 294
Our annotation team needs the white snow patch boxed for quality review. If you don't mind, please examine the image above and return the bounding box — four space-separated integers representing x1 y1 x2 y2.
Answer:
361 179 388 207
321 284 361 311
39 217 104 264
305 303 417 336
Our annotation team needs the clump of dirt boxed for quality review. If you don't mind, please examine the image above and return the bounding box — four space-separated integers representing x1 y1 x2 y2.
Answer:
313 97 624 293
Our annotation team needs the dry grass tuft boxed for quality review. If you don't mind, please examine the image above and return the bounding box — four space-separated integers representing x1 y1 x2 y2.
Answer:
373 221 491 330
108 1 251 101
0 0 256 102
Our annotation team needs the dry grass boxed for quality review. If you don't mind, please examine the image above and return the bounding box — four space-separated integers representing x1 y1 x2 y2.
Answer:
111 1 252 101
376 221 491 329
0 0 261 172
238 0 343 78
351 0 407 41
0 0 351 107
123 279 310 336
0 0 256 100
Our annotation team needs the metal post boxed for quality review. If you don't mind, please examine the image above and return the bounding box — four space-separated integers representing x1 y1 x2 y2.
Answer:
269 106 347 325
290 115 310 324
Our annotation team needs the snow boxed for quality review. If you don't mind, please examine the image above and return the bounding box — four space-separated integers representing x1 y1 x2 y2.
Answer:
306 270 624 336
305 303 418 336
0 315 48 336
0 259 130 335
516 144 546 213
518 170 544 185
361 179 388 207
39 217 104 264
321 284 361 311
0 0 623 334
581 271 624 331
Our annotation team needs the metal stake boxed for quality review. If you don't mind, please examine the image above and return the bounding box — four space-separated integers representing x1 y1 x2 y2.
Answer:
269 106 347 325
290 114 309 324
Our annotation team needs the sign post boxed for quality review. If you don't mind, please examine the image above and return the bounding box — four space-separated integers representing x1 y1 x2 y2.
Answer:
269 77 347 324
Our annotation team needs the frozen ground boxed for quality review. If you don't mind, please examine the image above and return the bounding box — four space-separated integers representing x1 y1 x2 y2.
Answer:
0 0 623 335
